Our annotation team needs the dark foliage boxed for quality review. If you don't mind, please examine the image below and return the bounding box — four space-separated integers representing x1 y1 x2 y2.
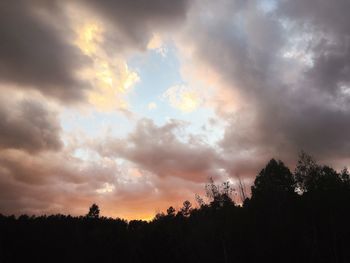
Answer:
86 203 100 219
1 153 349 263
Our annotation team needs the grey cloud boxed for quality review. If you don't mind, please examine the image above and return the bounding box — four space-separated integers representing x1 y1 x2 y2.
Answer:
278 0 350 96
0 148 121 215
0 1 88 101
268 102 350 158
97 118 221 182
186 0 284 96
278 0 350 35
309 45 350 95
83 0 190 50
182 0 350 171
0 150 80 185
0 98 62 153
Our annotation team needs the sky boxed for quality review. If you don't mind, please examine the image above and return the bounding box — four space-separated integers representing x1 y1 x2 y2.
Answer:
1 0 350 220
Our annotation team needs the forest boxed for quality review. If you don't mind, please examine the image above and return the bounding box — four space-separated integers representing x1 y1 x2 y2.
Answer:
0 152 349 263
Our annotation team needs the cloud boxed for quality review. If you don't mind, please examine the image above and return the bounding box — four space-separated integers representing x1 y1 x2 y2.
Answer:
0 145 123 215
96 182 115 194
147 33 168 57
80 0 190 50
0 0 190 104
72 20 140 112
66 0 190 110
0 96 62 153
163 84 202 112
176 0 350 170
0 1 88 101
96 118 221 182
277 0 350 96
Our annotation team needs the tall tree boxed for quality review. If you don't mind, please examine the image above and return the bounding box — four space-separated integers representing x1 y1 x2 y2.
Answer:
294 151 320 193
294 152 345 194
251 159 295 204
86 203 100 219
179 200 192 217
205 178 235 208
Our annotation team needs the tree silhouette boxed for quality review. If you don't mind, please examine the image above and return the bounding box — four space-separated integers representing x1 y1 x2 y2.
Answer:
295 152 347 194
1 153 350 263
179 200 192 217
294 151 320 193
86 203 100 219
340 167 350 185
205 178 235 208
251 159 295 207
166 206 176 217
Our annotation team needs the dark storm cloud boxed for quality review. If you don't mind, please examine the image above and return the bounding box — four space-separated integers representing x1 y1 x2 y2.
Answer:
183 0 350 169
0 1 88 101
0 98 62 153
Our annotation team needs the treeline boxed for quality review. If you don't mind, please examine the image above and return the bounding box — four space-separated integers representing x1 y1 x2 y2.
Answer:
0 152 350 263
